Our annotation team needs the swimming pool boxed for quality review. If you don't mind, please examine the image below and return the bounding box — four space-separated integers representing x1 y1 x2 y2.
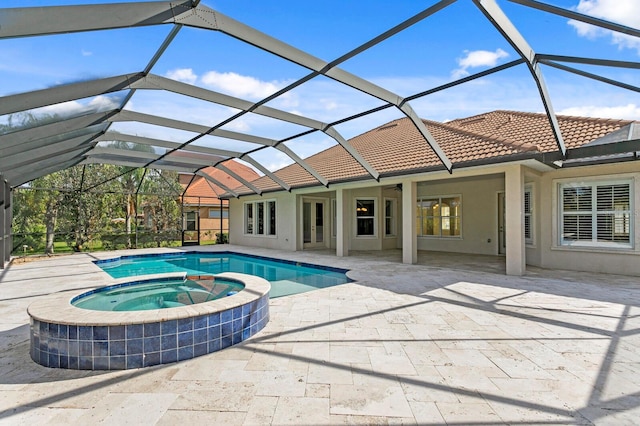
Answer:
95 251 351 298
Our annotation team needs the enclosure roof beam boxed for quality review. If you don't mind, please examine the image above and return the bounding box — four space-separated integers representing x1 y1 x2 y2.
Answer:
535 54 640 70
97 132 244 158
473 0 566 158
0 133 99 168
85 146 163 161
240 155 291 192
1 124 107 158
539 61 640 94
96 132 290 192
2 144 93 174
195 170 239 198
10 159 83 188
4 149 90 183
85 147 228 169
507 0 640 39
214 163 262 195
110 110 280 147
275 144 329 187
0 74 144 116
0 2 187 38
81 157 199 174
0 1 449 185
134 74 380 179
100 25 185 159
0 111 113 149
0 2 333 187
109 111 324 193
132 74 327 129
324 127 380 180
182 2 454 171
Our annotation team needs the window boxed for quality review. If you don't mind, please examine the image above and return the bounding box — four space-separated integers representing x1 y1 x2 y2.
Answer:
417 195 461 237
559 180 632 248
355 198 376 236
524 186 533 245
268 201 276 236
208 208 229 219
384 198 396 236
257 202 265 235
244 203 253 234
244 200 277 236
185 211 197 231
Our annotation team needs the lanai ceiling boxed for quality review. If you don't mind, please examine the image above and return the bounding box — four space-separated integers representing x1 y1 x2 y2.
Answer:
0 0 638 195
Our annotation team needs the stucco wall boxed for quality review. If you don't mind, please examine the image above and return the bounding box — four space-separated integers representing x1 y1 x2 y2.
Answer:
416 175 504 255
227 160 640 276
537 162 640 276
228 192 297 251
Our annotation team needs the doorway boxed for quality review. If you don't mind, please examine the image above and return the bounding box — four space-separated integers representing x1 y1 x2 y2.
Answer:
182 210 200 246
303 199 326 248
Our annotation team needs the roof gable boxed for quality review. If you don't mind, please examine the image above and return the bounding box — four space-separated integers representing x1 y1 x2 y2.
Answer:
182 159 260 203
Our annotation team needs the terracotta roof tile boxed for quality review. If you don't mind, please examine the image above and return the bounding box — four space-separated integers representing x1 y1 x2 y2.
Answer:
447 110 632 152
232 110 635 196
181 159 260 203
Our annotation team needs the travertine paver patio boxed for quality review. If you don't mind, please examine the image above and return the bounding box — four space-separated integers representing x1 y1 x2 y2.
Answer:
1 245 640 425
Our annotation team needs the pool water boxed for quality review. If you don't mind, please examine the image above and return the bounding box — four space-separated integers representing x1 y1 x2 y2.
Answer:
95 252 351 298
72 276 244 311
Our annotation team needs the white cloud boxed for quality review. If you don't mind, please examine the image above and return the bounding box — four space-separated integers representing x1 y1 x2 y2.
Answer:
250 149 293 172
221 119 250 132
81 49 92 57
451 48 509 79
557 103 640 120
569 0 640 53
200 71 287 100
35 95 121 118
166 68 198 85
36 101 83 117
268 79 383 124
321 99 339 111
276 92 299 109
88 95 121 110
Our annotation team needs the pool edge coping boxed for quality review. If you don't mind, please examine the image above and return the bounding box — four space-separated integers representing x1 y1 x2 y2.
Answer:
27 272 271 326
93 250 353 278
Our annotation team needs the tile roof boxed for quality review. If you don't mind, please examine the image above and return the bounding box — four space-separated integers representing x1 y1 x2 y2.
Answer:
234 110 635 195
446 110 632 152
181 159 260 204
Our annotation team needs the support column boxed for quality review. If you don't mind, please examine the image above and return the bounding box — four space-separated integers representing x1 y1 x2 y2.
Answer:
6 185 11 266
336 188 348 257
505 165 525 275
1 177 9 268
402 180 417 264
0 176 5 268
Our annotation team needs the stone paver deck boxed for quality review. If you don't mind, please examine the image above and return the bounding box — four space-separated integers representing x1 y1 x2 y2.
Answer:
1 245 640 425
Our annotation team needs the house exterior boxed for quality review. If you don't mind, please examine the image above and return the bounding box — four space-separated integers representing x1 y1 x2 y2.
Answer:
226 110 640 276
180 161 259 244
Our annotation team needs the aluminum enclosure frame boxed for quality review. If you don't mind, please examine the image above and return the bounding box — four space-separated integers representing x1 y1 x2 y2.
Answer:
0 0 638 196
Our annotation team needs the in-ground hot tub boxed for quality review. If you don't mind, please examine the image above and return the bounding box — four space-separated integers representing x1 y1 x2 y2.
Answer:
28 272 270 370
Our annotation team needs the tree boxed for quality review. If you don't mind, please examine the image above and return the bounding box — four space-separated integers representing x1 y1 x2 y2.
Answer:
5 112 68 254
7 118 183 254
107 141 157 248
140 169 183 246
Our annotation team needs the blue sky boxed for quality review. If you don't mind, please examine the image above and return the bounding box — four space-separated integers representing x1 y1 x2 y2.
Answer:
1 0 638 171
